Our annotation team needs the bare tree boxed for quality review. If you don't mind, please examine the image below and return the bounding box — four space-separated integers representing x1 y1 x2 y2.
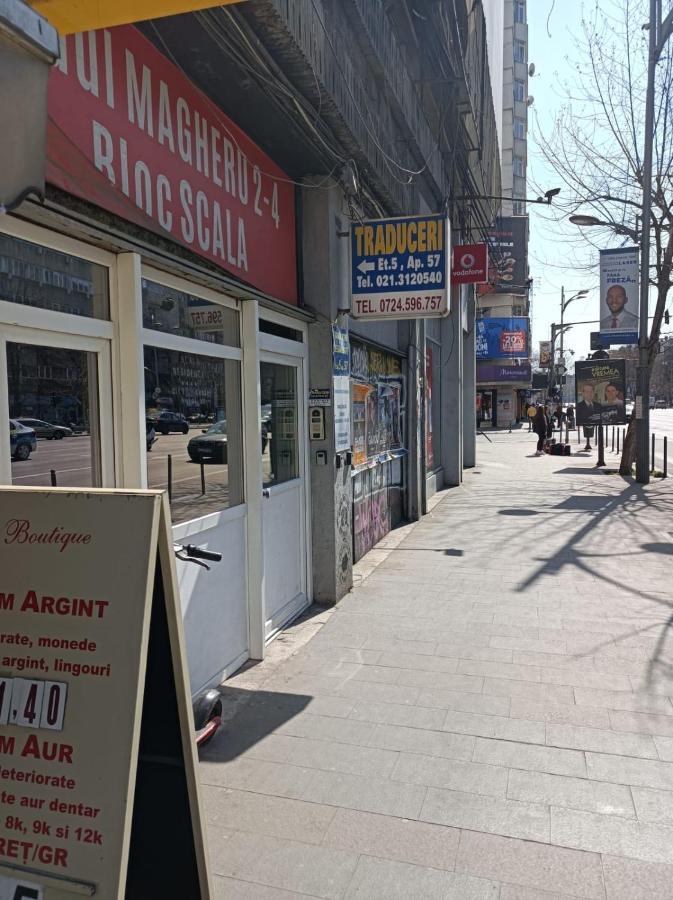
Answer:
535 0 673 474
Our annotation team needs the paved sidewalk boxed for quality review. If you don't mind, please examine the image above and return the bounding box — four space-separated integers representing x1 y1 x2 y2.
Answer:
201 432 673 899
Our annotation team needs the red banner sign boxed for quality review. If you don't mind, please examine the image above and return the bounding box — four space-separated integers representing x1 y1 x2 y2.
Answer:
451 243 488 284
47 27 297 304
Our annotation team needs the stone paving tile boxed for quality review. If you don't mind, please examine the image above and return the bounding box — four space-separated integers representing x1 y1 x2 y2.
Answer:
367 722 476 760
348 698 447 730
343 856 500 899
473 737 587 778
574 687 673 715
202 787 336 845
441 709 546 744
321 807 460 870
499 887 586 900
482 677 576 704
509 698 612 729
586 752 673 790
551 806 673 863
208 830 359 899
608 708 673 737
244 733 400 779
507 769 635 818
653 735 673 761
303 697 355 719
454 830 606 899
601 853 673 899
456 659 543 682
420 786 550 841
300 769 427 819
393 668 484 692
435 644 515 663
546 723 659 759
213 874 252 899
631 786 673 825
201 757 316 799
417 687 512 716
362 637 437 654
275 713 375 746
392 750 508 796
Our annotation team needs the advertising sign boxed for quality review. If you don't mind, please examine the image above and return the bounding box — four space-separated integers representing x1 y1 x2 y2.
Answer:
30 0 244 34
575 359 627 425
539 340 552 367
476 362 532 384
451 244 488 284
478 217 528 295
47 27 297 304
476 317 529 359
0 489 212 899
332 326 351 453
599 248 639 345
425 343 434 470
351 214 449 320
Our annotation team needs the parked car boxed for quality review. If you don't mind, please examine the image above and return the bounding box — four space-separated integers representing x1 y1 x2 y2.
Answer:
146 418 157 452
187 420 228 463
655 399 667 409
10 419 37 461
154 411 189 435
16 417 72 440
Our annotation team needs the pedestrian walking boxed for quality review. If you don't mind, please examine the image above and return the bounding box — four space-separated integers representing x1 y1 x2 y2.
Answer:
527 403 536 432
532 404 548 456
566 404 575 430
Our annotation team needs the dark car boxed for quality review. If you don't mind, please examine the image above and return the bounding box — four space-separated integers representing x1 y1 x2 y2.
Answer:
10 419 37 461
16 417 72 440
155 411 189 435
187 420 228 463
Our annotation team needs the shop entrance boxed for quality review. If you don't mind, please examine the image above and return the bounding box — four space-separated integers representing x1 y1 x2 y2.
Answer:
0 327 115 486
260 348 308 639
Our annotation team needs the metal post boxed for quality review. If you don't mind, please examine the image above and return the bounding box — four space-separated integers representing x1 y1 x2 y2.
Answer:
200 460 206 494
664 436 668 478
612 427 615 453
596 416 606 467
577 427 581 445
50 469 57 486
636 0 658 484
617 428 620 454
652 433 656 472
167 453 173 502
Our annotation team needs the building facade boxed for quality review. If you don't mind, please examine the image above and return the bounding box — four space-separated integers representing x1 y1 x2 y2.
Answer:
1 0 502 696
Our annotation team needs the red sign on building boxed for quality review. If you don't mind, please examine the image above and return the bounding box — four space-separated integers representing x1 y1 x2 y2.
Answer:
47 27 298 304
451 244 488 284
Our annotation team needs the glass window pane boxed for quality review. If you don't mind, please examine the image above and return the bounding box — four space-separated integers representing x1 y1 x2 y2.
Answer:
144 346 243 525
7 342 102 487
260 362 299 487
0 234 109 319
142 279 240 347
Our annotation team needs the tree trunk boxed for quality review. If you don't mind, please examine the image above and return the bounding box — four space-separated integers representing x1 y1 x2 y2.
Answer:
619 417 636 475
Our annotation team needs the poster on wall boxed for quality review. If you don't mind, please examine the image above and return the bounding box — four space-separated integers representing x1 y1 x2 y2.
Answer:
539 340 552 367
599 248 639 345
575 359 627 425
332 326 351 452
476 317 529 359
350 341 404 468
425 343 435 470
478 217 529 295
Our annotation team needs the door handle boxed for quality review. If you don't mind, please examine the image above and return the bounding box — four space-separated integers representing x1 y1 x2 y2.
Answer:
262 488 270 498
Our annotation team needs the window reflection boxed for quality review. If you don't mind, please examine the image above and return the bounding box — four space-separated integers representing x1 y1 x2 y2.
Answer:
144 346 243 524
7 342 102 487
142 280 239 347
260 362 299 487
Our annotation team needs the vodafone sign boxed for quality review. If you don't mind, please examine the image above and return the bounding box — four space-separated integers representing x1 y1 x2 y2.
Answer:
451 244 488 284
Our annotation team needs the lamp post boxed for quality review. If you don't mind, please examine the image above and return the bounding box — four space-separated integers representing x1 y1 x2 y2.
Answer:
560 288 589 401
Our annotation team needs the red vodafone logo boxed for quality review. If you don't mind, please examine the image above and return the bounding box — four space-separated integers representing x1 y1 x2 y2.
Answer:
451 244 488 284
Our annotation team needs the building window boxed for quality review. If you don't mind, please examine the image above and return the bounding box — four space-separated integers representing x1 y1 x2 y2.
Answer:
514 1 526 24
514 118 526 140
142 279 240 347
513 156 526 177
514 40 526 64
260 361 299 487
512 200 526 215
514 79 526 102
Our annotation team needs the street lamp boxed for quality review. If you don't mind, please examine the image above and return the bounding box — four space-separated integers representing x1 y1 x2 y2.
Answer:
457 187 562 206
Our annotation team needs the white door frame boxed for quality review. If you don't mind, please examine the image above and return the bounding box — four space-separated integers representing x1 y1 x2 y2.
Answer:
0 324 115 486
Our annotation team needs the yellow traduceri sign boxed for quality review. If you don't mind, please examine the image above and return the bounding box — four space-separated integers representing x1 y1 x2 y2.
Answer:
28 0 244 34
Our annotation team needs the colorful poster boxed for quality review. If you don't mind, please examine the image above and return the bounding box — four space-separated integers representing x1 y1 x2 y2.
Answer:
425 343 434 470
476 317 529 359
351 382 370 467
478 217 529 295
539 340 552 367
575 359 627 425
599 248 639 344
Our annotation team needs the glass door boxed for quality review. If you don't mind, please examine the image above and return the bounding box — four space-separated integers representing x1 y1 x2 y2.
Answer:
0 328 114 487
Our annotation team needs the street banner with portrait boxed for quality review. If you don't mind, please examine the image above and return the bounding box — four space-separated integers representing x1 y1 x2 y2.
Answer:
599 248 639 345
575 359 627 425
539 341 552 367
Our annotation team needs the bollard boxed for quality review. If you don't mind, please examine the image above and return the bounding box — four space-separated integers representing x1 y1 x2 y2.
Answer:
665 436 668 479
50 469 57 486
617 428 620 453
611 427 615 453
508 420 512 433
200 460 206 495
652 433 656 473
167 454 173 502
577 427 581 445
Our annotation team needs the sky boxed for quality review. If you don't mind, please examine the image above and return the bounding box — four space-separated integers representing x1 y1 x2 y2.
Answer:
526 0 600 366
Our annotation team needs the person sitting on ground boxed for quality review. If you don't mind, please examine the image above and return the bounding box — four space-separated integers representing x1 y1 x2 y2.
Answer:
532 404 548 456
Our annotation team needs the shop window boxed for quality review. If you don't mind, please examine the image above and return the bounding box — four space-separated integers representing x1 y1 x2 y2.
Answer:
425 340 442 472
259 319 303 343
142 279 240 347
260 362 299 486
144 346 243 525
0 234 109 319
7 342 102 487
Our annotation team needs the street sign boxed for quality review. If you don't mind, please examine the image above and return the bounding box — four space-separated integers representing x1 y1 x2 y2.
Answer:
351 214 449 320
451 244 488 284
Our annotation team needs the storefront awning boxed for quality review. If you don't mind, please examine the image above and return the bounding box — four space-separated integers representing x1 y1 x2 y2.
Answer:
27 1 244 34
